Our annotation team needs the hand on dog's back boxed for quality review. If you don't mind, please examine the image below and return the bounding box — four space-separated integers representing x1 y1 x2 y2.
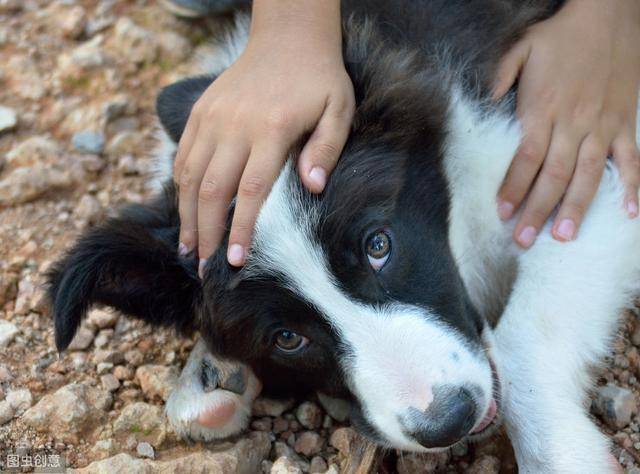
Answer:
173 0 354 275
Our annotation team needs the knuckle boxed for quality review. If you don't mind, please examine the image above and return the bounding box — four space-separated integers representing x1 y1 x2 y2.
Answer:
578 154 604 178
563 201 587 218
527 207 551 225
238 175 267 200
198 178 226 203
265 108 292 134
179 167 196 189
543 159 572 184
312 142 340 164
517 144 544 167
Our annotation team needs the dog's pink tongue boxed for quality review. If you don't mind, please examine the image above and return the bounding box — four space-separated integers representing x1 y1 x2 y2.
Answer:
196 400 236 428
471 398 497 434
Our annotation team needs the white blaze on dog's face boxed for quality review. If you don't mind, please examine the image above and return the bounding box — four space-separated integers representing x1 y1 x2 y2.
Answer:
201 154 500 451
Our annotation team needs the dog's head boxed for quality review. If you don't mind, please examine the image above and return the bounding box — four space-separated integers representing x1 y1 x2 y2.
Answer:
48 34 501 451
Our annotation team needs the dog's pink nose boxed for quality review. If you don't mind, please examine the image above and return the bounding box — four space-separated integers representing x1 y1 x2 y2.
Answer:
196 400 236 428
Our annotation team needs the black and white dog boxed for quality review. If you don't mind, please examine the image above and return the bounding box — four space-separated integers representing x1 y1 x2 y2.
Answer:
48 1 640 472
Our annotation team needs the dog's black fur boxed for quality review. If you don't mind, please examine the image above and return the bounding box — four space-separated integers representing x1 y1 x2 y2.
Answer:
48 0 563 447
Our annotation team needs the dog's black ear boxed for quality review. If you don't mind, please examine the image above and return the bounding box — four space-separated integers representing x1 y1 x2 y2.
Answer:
156 75 216 143
47 188 201 352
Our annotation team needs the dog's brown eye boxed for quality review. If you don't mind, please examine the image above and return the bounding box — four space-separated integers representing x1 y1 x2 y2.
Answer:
275 330 308 353
365 230 391 271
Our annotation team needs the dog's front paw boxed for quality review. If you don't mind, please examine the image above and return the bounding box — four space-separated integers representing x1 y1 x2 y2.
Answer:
166 339 261 441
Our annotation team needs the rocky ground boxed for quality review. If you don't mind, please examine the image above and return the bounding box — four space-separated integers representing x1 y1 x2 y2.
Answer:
1 1 640 473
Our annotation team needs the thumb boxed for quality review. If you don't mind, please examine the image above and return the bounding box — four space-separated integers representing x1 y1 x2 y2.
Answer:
298 96 354 194
492 40 531 101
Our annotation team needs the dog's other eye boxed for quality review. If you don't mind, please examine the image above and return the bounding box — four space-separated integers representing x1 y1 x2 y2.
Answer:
365 230 391 271
275 330 309 354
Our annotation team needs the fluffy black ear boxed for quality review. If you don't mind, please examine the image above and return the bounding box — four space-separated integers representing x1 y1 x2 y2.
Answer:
156 75 216 143
47 187 201 352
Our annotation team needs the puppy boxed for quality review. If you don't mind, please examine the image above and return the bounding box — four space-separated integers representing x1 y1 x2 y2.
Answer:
48 1 640 471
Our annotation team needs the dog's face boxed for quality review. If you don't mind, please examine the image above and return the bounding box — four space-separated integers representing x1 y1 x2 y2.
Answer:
49 45 501 451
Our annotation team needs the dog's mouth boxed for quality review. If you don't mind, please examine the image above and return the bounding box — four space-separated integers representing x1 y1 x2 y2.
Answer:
469 357 501 437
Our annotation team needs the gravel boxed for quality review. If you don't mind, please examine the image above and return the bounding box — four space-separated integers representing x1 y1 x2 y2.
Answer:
1 1 639 472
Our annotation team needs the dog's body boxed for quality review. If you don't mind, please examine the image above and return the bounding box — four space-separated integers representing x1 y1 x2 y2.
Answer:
48 1 640 472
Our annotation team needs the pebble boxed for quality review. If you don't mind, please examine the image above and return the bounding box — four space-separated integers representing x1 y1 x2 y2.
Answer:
6 388 32 413
59 5 87 39
251 417 273 432
67 326 95 351
136 441 154 459
329 427 357 455
114 365 133 381
72 130 105 155
309 456 328 473
124 349 144 367
294 431 323 457
111 18 159 65
136 365 178 401
467 455 500 474
317 393 350 422
90 438 118 461
0 400 14 424
87 308 120 329
592 384 637 429
94 349 124 365
6 135 61 167
101 374 120 392
253 397 295 417
271 456 303 474
295 401 323 430
0 320 19 347
397 452 450 474
75 194 102 223
0 105 17 132
113 402 167 447
0 164 75 208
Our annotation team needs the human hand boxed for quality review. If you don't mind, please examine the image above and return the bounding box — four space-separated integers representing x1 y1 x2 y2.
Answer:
174 0 354 273
494 0 640 247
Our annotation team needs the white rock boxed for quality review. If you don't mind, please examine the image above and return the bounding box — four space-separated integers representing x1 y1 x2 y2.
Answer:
0 320 19 348
87 308 120 329
0 400 14 424
6 136 61 168
6 388 32 413
0 165 74 208
67 326 95 351
136 364 179 401
111 18 158 65
592 384 637 429
136 441 154 459
271 457 303 474
0 105 17 132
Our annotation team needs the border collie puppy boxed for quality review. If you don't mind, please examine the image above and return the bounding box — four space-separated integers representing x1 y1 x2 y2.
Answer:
48 1 640 471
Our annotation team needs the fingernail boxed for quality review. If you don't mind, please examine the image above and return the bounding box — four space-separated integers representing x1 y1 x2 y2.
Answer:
517 226 537 248
626 200 639 219
198 259 206 279
497 200 514 220
308 166 327 190
178 242 189 256
555 219 576 241
227 244 245 267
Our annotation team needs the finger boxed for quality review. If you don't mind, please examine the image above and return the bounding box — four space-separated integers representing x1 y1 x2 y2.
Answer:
178 123 217 255
497 115 552 219
298 94 354 193
492 40 531 101
227 141 290 267
514 130 580 248
612 133 640 218
197 143 249 274
552 134 607 241
173 112 200 182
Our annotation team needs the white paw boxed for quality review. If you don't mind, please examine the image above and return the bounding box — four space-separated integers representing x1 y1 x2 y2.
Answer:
166 339 261 441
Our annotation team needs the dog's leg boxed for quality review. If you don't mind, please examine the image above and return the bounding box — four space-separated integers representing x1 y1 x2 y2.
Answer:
166 338 261 441
492 180 640 473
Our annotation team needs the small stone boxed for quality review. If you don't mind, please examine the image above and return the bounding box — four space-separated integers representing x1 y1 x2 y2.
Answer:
75 194 102 223
136 365 178 401
329 427 357 455
113 402 167 447
87 308 120 329
273 417 289 433
295 401 322 430
57 35 107 78
124 349 144 367
6 389 32 413
72 130 105 155
101 374 120 392
0 105 17 132
309 456 327 473
136 441 154 459
0 165 75 208
317 393 350 422
117 154 139 175
253 397 295 417
0 320 19 347
114 366 133 381
59 5 87 39
592 384 637 429
6 136 60 167
94 349 124 365
90 438 118 460
94 330 112 349
67 326 95 351
97 362 114 375
271 456 303 474
251 417 272 431
294 431 323 457
467 455 500 474
110 18 159 65
0 400 14 424
397 452 451 474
